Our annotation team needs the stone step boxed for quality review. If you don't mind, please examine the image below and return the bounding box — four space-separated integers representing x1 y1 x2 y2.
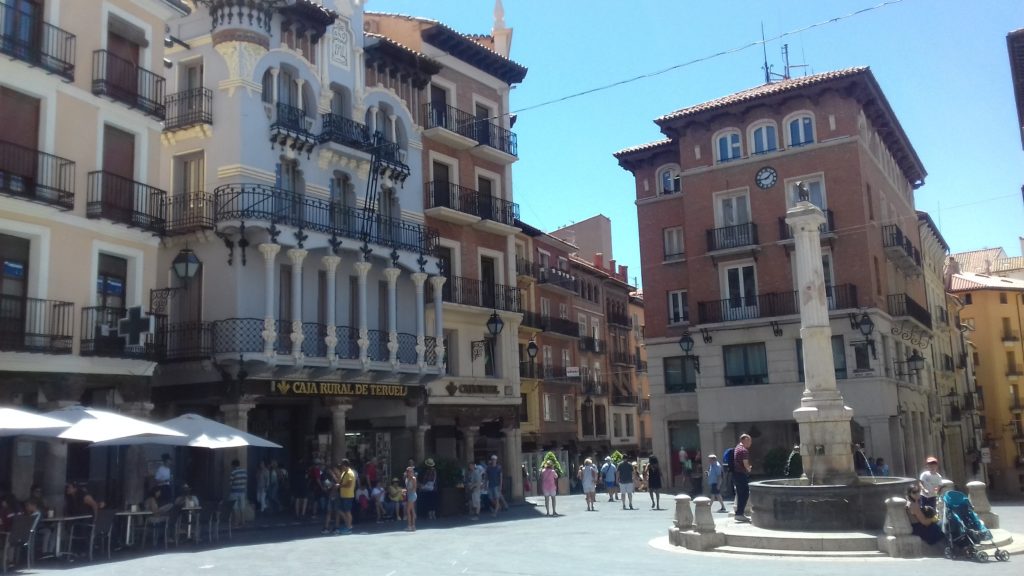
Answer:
715 545 888 558
721 525 879 552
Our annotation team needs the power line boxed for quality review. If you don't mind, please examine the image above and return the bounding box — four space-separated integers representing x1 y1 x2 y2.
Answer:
511 0 908 115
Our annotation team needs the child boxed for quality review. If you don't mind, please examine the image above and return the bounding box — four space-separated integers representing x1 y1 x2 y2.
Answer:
387 478 404 521
371 479 386 523
355 477 370 520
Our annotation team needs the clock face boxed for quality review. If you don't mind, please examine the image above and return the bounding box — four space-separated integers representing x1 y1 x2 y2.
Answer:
755 166 778 189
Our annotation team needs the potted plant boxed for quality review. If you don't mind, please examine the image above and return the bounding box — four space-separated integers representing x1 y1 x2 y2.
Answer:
540 451 570 495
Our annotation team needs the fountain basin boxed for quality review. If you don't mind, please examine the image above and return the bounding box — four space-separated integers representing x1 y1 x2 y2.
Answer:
749 477 916 532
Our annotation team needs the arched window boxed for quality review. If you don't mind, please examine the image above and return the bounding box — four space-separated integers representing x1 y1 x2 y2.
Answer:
749 122 777 155
657 164 681 195
261 69 274 103
715 130 742 163
787 114 815 147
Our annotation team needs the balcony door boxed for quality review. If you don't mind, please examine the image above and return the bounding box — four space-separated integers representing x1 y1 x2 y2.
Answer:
723 263 757 321
94 254 127 354
102 125 135 220
2 0 42 63
0 86 39 196
178 59 203 121
435 245 453 302
106 27 140 101
477 175 494 221
475 103 492 146
431 160 451 208
481 256 496 309
429 84 447 127
716 192 751 249
0 233 29 349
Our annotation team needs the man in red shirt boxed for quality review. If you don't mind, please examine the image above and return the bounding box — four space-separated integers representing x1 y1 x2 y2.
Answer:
733 434 753 522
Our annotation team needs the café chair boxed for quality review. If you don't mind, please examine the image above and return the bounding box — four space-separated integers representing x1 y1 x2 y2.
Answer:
1 514 37 574
68 509 116 561
208 500 235 542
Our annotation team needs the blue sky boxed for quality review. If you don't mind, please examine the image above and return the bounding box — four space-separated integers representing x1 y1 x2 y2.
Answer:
374 0 1024 286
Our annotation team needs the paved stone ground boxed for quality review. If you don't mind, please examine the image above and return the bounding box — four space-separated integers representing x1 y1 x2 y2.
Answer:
24 494 1024 576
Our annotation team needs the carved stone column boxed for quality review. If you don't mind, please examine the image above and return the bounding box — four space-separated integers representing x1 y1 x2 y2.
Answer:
462 425 479 463
383 267 401 367
221 400 257 473
327 401 353 465
287 248 308 360
322 255 341 361
259 243 281 357
354 261 372 365
414 424 429 463
429 275 446 370
120 401 154 508
411 272 427 369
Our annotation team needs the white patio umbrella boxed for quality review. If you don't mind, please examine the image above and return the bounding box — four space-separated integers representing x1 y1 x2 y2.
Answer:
0 406 71 437
44 405 186 443
92 413 281 449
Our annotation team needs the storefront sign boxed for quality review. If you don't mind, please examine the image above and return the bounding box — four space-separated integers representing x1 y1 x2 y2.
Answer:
262 379 411 399
457 384 500 395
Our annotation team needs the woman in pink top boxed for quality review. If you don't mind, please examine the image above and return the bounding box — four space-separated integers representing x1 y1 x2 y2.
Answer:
540 461 559 516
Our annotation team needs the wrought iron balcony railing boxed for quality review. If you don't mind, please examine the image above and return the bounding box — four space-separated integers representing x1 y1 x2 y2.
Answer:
80 306 152 359
0 139 75 209
697 284 858 323
578 337 605 354
475 118 517 156
521 311 544 330
160 321 213 362
887 293 932 330
538 267 576 292
612 394 639 406
881 224 922 268
91 50 165 119
165 192 214 234
319 113 371 149
212 184 438 254
425 181 519 227
778 208 835 240
0 0 75 80
164 87 213 132
607 311 632 327
610 351 636 366
706 222 758 252
520 360 539 379
0 295 73 354
86 171 167 233
516 256 540 279
1003 330 1021 343
211 318 265 355
540 316 580 338
428 275 521 313
422 103 477 140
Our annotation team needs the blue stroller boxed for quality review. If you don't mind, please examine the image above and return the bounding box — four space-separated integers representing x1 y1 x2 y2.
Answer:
942 490 1010 562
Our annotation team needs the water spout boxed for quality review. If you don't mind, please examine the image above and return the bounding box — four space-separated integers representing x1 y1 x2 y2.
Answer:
783 445 801 478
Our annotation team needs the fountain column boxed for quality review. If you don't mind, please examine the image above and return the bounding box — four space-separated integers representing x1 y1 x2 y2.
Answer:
785 200 856 485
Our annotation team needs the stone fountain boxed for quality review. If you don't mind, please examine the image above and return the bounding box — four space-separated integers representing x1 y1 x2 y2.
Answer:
747 198 914 532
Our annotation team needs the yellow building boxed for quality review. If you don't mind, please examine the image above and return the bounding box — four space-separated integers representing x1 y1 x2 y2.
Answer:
950 271 1024 495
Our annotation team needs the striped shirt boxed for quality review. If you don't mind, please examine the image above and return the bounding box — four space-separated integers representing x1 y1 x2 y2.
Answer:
230 467 248 494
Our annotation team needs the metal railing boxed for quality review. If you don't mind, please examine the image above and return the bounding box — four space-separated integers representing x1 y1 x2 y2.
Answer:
166 191 214 234
86 171 167 233
706 222 758 252
333 326 359 359
212 184 438 255
428 275 521 313
887 293 932 330
612 394 639 406
91 50 165 119
521 311 544 330
515 256 539 279
211 318 265 355
424 335 437 366
422 103 477 140
271 102 312 134
0 295 73 354
881 224 922 268
540 317 580 337
474 119 517 156
425 181 519 226
578 337 605 354
697 284 857 323
520 360 539 379
80 306 151 358
607 311 632 327
538 267 576 292
319 113 370 149
164 87 212 131
778 208 835 240
639 398 651 413
1003 330 1021 342
366 329 389 362
301 322 327 358
542 363 569 380
397 333 418 364
0 139 75 209
161 321 213 362
0 0 75 80
1008 364 1024 377
610 351 635 365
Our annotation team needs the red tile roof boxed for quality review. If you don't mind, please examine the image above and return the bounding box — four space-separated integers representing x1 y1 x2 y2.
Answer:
613 138 674 158
951 248 1007 274
949 272 1024 292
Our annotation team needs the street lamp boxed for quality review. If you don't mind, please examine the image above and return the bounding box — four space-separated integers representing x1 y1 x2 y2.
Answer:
894 350 926 376
678 331 701 373
486 310 504 338
848 311 877 360
172 248 201 281
526 338 539 378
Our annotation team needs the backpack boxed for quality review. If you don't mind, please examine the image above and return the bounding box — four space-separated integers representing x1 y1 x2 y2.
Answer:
722 448 735 472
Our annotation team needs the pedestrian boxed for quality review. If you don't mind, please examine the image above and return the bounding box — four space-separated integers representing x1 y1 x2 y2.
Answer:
387 478 404 521
154 453 173 505
918 456 943 508
465 461 482 520
292 458 307 518
875 457 890 476
540 460 558 516
257 460 270 513
579 458 598 511
371 479 386 523
486 455 505 516
307 457 326 519
600 456 618 502
643 456 662 510
229 459 248 527
336 459 356 534
365 456 379 488
420 458 438 520
320 464 339 534
404 466 418 532
522 464 532 495
732 434 753 522
704 454 726 512
617 454 635 510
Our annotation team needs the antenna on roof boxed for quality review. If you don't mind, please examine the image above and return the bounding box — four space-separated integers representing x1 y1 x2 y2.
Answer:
760 22 772 84
780 44 809 79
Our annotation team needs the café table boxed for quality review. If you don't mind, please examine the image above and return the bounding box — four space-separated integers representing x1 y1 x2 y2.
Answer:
116 509 152 547
40 514 91 559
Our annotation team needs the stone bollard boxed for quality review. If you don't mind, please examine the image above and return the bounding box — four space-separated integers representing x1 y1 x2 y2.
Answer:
966 480 999 529
673 494 693 529
937 479 955 517
693 496 716 533
878 496 922 558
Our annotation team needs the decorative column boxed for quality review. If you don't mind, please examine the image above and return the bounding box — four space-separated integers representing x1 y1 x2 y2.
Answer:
383 266 401 367
462 426 479 463
288 248 308 361
411 272 427 369
221 399 257 475
503 426 523 500
259 243 281 358
387 113 397 143
322 255 341 361
120 401 154 508
42 400 77 513
354 261 372 365
270 68 279 103
328 401 353 465
367 105 378 134
786 200 856 485
414 424 429 463
429 275 446 369
295 78 305 114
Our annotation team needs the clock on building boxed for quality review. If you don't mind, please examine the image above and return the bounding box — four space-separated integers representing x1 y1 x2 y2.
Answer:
755 166 778 189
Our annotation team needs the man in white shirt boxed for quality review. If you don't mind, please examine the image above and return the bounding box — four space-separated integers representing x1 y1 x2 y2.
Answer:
919 456 943 508
154 454 173 505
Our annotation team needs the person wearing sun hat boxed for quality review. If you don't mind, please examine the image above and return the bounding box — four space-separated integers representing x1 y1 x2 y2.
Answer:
919 456 943 508
420 458 438 520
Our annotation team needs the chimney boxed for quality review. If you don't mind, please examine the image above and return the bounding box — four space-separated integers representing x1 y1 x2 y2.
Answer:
984 259 992 275
609 259 616 273
594 252 604 270
943 256 960 291
491 0 512 58
620 264 629 282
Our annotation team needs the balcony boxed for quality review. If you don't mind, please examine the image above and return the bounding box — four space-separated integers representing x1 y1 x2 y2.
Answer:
1010 400 1023 414
935 306 950 327
887 293 932 330
429 275 521 313
539 316 580 338
1003 330 1021 346
607 311 632 328
86 171 166 234
319 113 370 150
520 360 540 379
612 394 639 406
91 50 165 119
164 88 213 132
469 117 518 163
882 224 922 274
165 191 214 235
697 284 859 324
636 360 648 373
1008 364 1024 380
639 398 651 413
610 351 635 366
269 103 316 154
421 103 477 148
537 267 576 294
521 311 544 330
0 296 73 354
542 363 569 380
515 256 540 280
425 181 519 228
706 222 759 253
80 306 154 359
0 0 75 80
212 183 438 254
778 208 835 240
0 140 75 209
578 337 605 354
